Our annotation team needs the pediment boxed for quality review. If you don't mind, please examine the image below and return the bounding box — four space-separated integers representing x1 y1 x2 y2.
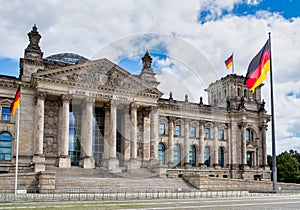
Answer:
33 58 162 96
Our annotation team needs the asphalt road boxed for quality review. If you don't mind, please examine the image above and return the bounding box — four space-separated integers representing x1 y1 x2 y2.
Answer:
0 194 299 209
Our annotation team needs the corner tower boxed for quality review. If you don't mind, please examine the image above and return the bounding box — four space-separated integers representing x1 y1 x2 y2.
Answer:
139 50 160 88
20 25 44 81
205 74 264 112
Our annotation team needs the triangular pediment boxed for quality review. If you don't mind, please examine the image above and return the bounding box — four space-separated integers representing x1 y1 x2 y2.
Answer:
33 58 162 97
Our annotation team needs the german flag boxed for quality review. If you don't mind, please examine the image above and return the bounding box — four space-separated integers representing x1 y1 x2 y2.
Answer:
245 39 270 93
10 86 21 117
224 54 233 69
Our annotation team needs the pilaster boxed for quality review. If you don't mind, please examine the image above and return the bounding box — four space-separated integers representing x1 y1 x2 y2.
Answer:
199 122 205 167
213 123 219 167
184 119 190 165
167 117 174 166
240 122 248 169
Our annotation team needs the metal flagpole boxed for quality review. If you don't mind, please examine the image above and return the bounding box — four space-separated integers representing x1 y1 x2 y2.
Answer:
232 52 234 74
14 98 20 196
268 32 277 192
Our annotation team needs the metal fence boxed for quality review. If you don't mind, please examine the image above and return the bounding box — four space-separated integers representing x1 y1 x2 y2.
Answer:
1 188 300 203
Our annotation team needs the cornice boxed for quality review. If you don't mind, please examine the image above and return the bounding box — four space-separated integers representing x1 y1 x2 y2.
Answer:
33 76 161 99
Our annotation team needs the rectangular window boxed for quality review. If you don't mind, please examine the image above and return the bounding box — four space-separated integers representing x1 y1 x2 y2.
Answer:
219 129 225 140
175 125 181 136
205 128 210 139
247 151 253 167
1 107 10 121
159 123 165 135
190 126 196 138
246 129 253 141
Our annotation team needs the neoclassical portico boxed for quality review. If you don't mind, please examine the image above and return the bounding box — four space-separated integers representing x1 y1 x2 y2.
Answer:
29 52 163 171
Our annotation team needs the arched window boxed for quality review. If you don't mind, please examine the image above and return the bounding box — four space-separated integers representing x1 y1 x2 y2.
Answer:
174 144 181 166
218 147 225 167
158 143 165 165
0 132 12 160
189 145 196 166
204 146 210 167
246 128 254 141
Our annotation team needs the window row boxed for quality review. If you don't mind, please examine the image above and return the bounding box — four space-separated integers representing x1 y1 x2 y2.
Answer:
159 123 226 140
158 143 225 168
160 123 256 142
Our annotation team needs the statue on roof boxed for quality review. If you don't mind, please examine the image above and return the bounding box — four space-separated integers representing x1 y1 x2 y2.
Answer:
142 49 152 69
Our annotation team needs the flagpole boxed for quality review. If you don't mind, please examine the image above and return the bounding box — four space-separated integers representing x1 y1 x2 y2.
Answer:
232 52 234 74
14 98 20 196
269 32 277 192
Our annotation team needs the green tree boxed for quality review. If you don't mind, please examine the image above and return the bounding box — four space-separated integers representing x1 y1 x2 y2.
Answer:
276 151 300 183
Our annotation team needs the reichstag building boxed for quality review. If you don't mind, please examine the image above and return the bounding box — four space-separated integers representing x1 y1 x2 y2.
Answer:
0 25 271 180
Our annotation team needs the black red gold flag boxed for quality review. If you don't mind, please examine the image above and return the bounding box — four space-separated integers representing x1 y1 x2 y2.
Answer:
245 40 271 93
224 54 233 69
10 86 21 117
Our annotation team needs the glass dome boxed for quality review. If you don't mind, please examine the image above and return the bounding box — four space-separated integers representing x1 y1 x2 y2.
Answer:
45 53 89 65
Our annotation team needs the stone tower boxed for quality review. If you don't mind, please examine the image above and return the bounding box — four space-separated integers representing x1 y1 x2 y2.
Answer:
139 50 160 88
20 25 44 82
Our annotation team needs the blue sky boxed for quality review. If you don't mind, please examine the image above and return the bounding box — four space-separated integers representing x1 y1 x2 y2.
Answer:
0 0 300 154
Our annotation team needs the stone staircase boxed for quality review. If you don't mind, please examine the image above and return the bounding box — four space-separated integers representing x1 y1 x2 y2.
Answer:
49 166 191 190
55 177 191 190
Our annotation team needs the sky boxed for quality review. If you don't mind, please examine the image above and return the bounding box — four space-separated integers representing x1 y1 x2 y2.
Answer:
0 0 300 154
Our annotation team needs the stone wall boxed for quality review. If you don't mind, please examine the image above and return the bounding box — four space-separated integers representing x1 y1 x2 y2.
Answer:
183 174 300 191
0 171 55 192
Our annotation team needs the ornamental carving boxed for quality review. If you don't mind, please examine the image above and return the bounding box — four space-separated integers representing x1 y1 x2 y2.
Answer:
43 100 59 155
67 71 107 86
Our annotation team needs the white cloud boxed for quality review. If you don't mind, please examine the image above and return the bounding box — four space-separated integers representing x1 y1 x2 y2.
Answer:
0 0 299 153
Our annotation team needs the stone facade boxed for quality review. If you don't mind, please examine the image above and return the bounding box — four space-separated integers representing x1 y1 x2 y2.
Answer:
0 26 271 180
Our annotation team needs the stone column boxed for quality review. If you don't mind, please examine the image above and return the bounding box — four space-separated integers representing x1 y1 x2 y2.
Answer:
143 108 151 164
80 100 87 163
58 94 72 168
107 100 119 171
184 119 190 165
123 109 131 162
167 117 174 166
199 123 205 167
86 97 95 168
80 97 95 169
33 91 46 172
128 102 139 169
102 104 110 168
130 103 138 160
150 106 159 165
213 123 219 167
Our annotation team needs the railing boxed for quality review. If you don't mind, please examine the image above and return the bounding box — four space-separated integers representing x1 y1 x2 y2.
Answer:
1 188 300 203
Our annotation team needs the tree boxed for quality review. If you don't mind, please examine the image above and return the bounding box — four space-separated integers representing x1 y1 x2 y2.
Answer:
276 151 300 183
